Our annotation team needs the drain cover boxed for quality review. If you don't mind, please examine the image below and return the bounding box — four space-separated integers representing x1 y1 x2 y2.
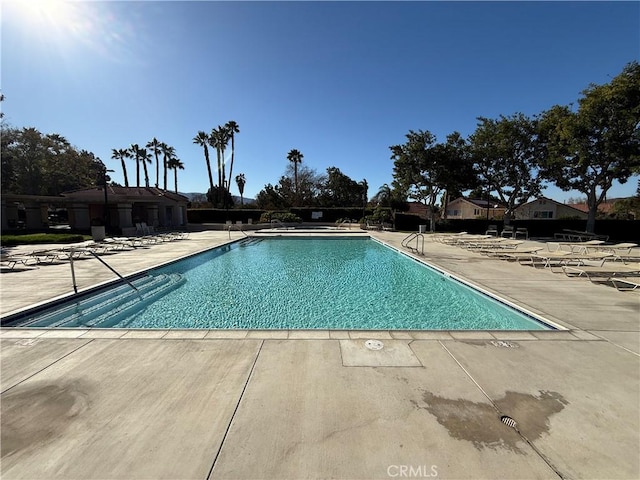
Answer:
491 340 519 348
500 415 518 429
364 339 384 351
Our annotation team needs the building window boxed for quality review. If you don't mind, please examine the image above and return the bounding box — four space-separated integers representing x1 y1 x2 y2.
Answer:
533 211 554 219
473 208 481 215
447 210 460 217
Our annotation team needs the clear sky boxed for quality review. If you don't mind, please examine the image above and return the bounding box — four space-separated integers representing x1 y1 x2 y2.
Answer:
2 1 639 202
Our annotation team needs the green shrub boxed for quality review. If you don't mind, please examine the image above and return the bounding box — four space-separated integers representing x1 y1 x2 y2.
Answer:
1 233 90 246
259 211 302 223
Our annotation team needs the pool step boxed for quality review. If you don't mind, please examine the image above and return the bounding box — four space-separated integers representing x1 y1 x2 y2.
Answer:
239 237 264 247
22 274 185 328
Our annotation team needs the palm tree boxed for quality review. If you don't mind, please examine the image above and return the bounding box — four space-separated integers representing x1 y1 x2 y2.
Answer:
210 126 231 204
128 144 142 187
235 173 246 206
111 148 130 187
167 155 184 193
287 149 303 204
225 121 240 196
193 131 214 195
160 142 174 190
139 148 152 187
146 138 162 188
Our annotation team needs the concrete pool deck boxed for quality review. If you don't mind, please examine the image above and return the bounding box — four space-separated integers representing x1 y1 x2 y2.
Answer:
1 230 638 479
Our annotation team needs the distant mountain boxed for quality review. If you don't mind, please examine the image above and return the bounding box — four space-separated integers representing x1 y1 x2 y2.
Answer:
180 192 256 204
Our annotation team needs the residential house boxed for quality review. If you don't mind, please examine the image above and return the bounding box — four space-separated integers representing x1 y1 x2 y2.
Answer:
514 197 587 220
445 197 506 220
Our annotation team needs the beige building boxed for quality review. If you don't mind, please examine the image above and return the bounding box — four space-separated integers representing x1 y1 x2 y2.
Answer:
445 197 506 220
514 197 588 220
2 187 189 234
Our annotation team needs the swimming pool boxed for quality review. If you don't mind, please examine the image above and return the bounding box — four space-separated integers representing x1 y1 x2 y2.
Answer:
2 237 551 330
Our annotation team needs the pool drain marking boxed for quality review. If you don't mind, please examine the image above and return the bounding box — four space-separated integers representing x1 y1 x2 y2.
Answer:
364 339 384 350
500 415 518 429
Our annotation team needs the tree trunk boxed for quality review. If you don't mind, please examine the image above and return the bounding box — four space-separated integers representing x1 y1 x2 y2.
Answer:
121 161 129 187
154 152 159 188
204 147 214 195
586 192 597 233
174 170 178 193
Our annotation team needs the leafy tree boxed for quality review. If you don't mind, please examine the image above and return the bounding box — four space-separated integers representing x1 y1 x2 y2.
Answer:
206 185 233 207
538 61 640 232
111 148 130 187
1 126 102 195
317 167 362 207
255 183 286 210
469 113 542 224
286 149 304 204
391 130 474 231
193 131 214 195
236 173 246 206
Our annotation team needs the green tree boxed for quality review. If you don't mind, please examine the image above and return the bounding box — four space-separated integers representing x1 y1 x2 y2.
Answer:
236 173 246 206
538 61 640 232
469 113 542 224
1 126 102 195
111 148 130 187
193 131 215 196
286 149 304 205
146 137 162 188
318 167 363 207
391 130 471 231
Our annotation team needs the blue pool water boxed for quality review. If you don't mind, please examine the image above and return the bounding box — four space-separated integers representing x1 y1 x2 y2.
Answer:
4 237 549 330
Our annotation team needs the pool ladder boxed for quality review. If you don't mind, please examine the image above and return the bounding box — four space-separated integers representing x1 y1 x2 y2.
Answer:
402 233 425 255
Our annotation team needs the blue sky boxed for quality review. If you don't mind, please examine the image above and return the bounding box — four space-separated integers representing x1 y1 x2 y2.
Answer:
2 1 639 202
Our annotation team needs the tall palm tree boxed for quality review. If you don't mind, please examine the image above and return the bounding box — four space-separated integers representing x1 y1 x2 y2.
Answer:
167 155 184 193
225 121 240 196
235 173 246 206
111 148 130 187
209 127 223 191
287 149 303 204
146 137 162 188
139 148 152 187
160 142 174 190
129 144 142 187
210 126 231 204
193 131 214 195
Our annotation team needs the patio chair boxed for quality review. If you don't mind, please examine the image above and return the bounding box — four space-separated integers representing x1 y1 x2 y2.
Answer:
485 224 498 236
501 225 514 238
514 228 529 240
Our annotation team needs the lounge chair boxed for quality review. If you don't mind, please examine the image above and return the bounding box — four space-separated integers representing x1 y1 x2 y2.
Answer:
0 252 38 269
529 251 614 270
609 278 640 291
28 249 68 264
561 262 640 282
548 240 606 253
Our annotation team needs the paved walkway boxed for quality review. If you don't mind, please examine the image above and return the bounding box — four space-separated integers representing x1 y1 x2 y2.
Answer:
1 230 638 479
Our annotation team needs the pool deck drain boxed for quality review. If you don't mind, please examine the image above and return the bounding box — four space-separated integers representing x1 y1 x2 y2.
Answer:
1 230 638 479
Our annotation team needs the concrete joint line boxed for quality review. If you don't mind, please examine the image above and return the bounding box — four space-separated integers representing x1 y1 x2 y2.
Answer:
0 339 95 395
206 339 264 480
438 341 566 480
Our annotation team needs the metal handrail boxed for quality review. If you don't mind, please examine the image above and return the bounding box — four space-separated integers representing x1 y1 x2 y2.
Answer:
67 248 140 296
227 223 249 239
401 232 425 255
